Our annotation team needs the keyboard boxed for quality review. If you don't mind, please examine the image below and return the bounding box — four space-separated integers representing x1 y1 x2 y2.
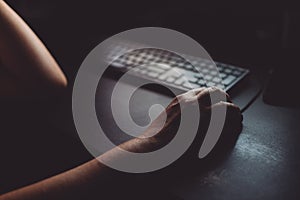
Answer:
107 45 249 92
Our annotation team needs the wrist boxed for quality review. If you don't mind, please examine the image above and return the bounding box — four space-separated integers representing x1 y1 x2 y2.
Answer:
119 136 161 153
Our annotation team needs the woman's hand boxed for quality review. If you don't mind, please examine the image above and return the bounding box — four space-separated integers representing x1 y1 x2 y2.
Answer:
127 87 243 158
0 87 243 200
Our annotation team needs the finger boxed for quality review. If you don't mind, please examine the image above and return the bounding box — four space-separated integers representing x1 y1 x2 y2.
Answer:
192 87 206 95
173 87 206 105
197 87 231 107
209 102 243 152
184 87 206 96
211 101 243 123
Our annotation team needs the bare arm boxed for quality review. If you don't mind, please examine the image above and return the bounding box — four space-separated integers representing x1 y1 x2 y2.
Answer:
0 137 156 200
0 0 67 98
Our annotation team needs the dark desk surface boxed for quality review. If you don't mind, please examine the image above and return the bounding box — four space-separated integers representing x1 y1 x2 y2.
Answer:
94 74 300 200
1 77 299 199
170 95 300 200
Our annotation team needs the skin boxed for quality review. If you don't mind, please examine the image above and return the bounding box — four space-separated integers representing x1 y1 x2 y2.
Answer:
0 1 243 199
0 87 243 200
0 0 67 98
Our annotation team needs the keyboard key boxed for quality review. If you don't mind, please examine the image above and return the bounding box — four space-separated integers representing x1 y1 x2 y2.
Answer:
148 72 159 78
166 77 176 83
235 67 245 72
208 65 214 69
183 82 200 89
198 79 206 86
199 63 207 67
194 73 204 78
233 70 242 76
174 78 186 85
167 68 183 78
202 69 209 74
173 67 195 79
212 77 222 83
188 77 198 83
155 63 171 70
132 68 140 72
204 75 213 80
222 75 236 85
225 69 232 74
185 64 193 70
140 70 148 75
220 73 227 78
226 65 235 70
210 71 218 76
158 74 168 80
147 66 165 73
207 82 216 87
169 61 178 66
216 84 225 90
177 62 185 68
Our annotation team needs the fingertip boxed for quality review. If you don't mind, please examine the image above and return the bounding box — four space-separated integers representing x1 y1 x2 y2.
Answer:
211 101 242 116
197 87 231 106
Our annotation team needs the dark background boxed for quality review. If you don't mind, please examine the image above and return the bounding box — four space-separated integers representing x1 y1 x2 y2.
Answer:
7 0 292 80
2 0 300 198
8 0 300 106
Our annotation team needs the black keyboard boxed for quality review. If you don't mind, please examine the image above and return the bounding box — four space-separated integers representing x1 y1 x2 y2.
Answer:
107 45 249 92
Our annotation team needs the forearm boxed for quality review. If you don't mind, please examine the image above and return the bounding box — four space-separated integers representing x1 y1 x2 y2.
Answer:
0 138 156 200
0 159 105 200
0 87 243 199
0 1 67 95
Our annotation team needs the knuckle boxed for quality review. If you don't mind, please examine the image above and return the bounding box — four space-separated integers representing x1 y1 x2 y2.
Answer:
225 92 230 99
205 87 228 100
209 86 222 93
231 104 241 112
227 104 241 113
